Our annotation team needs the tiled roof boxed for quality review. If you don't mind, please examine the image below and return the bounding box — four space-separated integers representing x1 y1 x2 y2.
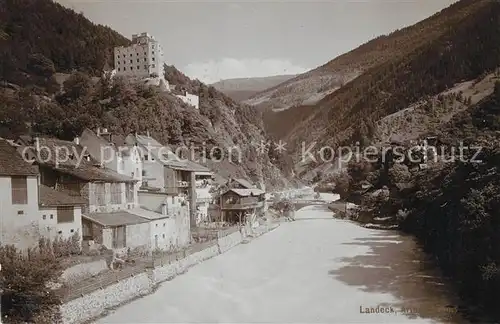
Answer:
83 211 150 227
232 178 255 189
39 185 86 207
225 188 265 197
49 164 135 183
0 139 39 176
127 207 168 220
19 136 135 183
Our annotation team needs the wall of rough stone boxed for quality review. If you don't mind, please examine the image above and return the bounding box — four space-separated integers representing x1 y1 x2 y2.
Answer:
218 230 243 253
60 271 152 324
60 225 274 324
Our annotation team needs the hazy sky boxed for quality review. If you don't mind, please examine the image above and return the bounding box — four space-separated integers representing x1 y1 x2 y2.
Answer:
57 0 458 83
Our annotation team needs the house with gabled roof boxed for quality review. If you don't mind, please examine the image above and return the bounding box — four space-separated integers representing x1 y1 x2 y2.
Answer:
219 187 266 224
125 133 199 228
38 184 86 242
0 139 87 249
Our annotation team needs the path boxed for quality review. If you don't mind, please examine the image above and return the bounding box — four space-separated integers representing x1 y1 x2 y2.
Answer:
96 205 464 323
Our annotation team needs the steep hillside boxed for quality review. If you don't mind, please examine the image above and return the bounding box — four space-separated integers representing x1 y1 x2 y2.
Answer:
266 0 500 170
0 0 292 190
339 83 500 321
211 75 296 102
0 0 129 88
249 0 493 112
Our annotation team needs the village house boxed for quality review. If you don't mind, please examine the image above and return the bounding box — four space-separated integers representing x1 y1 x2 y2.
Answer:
15 136 164 251
218 178 266 224
0 139 86 249
38 184 86 242
78 127 142 183
125 133 199 226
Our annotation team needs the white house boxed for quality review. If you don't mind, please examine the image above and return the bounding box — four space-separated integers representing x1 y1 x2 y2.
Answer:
38 185 86 243
79 127 143 183
176 91 200 109
114 32 165 79
0 139 43 249
0 139 86 250
125 133 197 225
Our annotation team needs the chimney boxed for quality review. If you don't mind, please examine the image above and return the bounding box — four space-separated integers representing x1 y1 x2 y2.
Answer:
97 127 101 136
146 130 150 138
35 137 40 152
161 203 167 216
74 137 80 145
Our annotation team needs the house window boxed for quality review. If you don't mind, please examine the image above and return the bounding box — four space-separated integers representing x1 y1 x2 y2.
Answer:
110 183 122 204
130 60 133 63
95 183 106 206
57 207 74 223
142 170 146 176
152 57 155 61
137 59 139 63
144 154 148 161
11 176 28 204
112 226 126 248
137 66 140 70
152 64 155 68
118 68 120 71
125 183 134 203
144 58 147 62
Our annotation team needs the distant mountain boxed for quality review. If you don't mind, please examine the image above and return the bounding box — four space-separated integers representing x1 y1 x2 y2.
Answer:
260 0 500 165
211 75 296 102
246 0 496 113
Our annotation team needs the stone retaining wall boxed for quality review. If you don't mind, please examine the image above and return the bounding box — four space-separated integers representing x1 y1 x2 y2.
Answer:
217 230 243 253
60 271 152 324
60 225 275 324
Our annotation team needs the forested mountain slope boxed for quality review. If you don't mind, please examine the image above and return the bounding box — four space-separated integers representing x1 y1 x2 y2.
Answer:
266 0 500 169
248 0 488 112
0 0 291 189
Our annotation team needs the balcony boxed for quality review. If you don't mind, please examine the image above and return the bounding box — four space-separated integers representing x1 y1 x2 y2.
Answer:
221 201 264 210
177 180 190 188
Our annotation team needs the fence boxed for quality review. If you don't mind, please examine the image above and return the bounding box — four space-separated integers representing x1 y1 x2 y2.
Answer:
58 225 241 302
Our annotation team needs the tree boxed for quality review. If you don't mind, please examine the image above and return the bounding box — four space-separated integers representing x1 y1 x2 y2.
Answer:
0 243 63 323
495 81 500 102
333 172 351 200
27 54 55 78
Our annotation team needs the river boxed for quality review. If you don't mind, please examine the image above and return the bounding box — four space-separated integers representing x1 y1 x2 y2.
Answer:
96 205 466 323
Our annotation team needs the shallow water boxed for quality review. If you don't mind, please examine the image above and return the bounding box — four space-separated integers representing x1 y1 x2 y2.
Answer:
97 206 466 323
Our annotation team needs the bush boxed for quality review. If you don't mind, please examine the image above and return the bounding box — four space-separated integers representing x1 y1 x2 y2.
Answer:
0 244 63 323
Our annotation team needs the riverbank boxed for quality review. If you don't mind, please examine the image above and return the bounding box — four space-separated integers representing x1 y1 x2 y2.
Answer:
60 222 280 324
95 206 467 323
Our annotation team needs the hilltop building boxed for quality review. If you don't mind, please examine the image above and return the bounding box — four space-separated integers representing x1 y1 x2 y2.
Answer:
114 32 165 79
112 32 200 109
